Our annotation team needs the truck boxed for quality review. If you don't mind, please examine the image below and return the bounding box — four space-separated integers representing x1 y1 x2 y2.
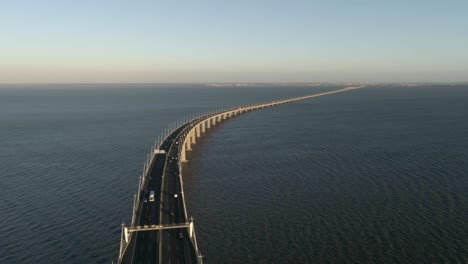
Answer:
149 190 155 202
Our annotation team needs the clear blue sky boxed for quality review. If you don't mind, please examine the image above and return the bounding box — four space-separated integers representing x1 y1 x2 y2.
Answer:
1 0 467 83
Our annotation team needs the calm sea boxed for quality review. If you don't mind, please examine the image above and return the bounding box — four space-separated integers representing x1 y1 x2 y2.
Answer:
0 84 467 263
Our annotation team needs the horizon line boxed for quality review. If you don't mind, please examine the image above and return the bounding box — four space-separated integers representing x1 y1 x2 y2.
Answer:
1 81 467 86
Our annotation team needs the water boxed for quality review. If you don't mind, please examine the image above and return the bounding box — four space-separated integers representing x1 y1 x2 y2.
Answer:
1 84 467 263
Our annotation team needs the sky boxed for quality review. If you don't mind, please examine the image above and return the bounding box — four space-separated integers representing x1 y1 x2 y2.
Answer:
1 0 467 83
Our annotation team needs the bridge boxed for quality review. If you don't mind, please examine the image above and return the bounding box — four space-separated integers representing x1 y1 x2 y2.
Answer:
116 86 362 263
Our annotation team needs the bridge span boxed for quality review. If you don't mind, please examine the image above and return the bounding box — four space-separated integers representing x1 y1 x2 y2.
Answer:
117 86 362 264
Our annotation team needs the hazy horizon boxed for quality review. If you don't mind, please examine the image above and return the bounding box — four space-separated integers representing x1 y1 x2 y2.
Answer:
1 0 467 83
1 81 467 85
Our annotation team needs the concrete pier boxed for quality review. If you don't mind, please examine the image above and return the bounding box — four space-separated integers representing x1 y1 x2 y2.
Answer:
196 125 201 137
190 130 196 144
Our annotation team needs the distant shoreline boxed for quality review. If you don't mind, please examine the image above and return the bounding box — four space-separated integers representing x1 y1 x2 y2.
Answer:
0 82 467 87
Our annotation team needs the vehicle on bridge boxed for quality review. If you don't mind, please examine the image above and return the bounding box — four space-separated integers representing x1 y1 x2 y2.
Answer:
149 190 155 202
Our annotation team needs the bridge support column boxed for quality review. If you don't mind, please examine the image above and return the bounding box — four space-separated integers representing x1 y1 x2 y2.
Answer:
186 138 192 151
196 125 201 138
201 121 206 132
207 118 211 128
190 130 196 144
181 144 187 162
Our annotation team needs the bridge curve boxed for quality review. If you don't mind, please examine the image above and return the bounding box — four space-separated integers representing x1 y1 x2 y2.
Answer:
117 86 362 264
180 86 361 163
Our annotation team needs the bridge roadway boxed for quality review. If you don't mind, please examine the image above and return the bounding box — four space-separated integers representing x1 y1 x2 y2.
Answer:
118 86 363 263
120 116 211 264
